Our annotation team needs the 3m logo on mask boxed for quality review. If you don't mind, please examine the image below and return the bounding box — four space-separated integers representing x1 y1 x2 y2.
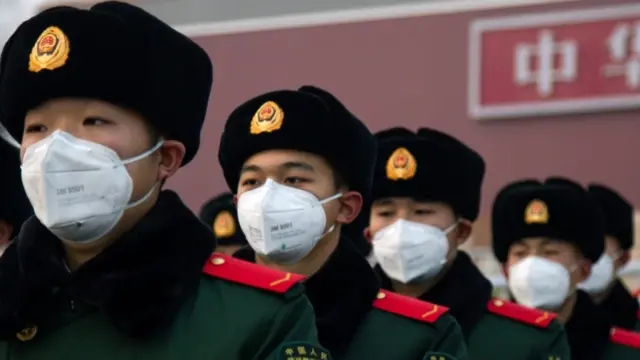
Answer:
386 147 417 181
271 223 292 232
524 199 549 224
250 101 284 134
56 185 84 196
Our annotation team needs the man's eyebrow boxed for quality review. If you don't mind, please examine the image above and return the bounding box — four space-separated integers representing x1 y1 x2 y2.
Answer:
281 161 315 172
240 164 262 175
373 198 394 206
540 238 561 247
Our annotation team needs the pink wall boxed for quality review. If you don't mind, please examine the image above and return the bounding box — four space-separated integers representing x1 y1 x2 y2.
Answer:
168 0 640 220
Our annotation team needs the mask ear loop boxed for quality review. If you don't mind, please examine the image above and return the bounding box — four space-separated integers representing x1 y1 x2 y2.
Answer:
443 221 459 235
312 193 343 244
0 124 20 149
319 192 343 205
119 139 165 209
119 139 165 167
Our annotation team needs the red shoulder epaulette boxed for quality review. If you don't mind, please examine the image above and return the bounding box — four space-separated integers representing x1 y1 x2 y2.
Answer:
610 328 640 349
202 253 304 294
372 289 449 323
487 298 556 328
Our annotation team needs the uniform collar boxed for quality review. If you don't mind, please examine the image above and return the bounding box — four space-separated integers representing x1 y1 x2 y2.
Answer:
376 251 492 339
0 191 213 340
599 279 640 330
233 236 380 356
565 290 611 360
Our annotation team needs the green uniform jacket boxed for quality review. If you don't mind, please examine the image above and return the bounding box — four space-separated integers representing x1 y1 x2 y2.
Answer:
235 238 468 360
340 290 465 360
598 280 640 332
377 252 571 360
467 299 570 360
601 327 640 359
566 290 640 360
0 192 330 360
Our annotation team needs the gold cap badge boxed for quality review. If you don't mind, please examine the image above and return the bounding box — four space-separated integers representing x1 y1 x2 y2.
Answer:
250 101 284 134
29 26 70 73
386 147 417 181
213 211 235 238
524 199 549 224
16 326 37 342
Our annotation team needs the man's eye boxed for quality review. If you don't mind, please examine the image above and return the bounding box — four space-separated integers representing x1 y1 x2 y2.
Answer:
24 124 47 133
511 250 526 257
284 177 307 185
375 211 394 217
83 117 110 126
240 178 259 187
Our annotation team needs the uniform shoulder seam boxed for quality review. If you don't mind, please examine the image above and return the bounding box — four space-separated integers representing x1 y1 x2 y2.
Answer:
202 253 304 294
372 290 449 324
486 298 556 328
610 327 640 349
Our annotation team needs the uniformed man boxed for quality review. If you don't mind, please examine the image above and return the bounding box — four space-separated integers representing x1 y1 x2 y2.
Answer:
366 127 570 360
199 192 248 256
583 184 639 331
492 178 640 360
219 86 467 360
0 2 328 359
0 139 32 256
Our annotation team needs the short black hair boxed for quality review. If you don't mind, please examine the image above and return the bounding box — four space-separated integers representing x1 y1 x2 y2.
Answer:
331 166 350 192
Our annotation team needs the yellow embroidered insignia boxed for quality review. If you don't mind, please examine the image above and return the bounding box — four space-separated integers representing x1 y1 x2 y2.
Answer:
250 101 284 134
278 342 332 360
16 326 37 341
213 210 235 238
524 199 549 224
423 352 458 360
29 26 70 73
386 147 417 181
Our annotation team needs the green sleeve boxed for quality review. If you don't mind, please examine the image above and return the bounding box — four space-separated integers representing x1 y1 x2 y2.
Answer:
0 341 6 360
249 285 333 360
429 315 469 360
538 324 571 360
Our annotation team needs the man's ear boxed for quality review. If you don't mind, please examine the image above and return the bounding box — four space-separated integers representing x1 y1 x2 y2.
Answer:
0 220 13 245
233 194 238 206
578 259 593 283
501 263 510 278
617 251 631 269
157 140 186 182
363 227 372 242
336 191 362 225
454 219 472 246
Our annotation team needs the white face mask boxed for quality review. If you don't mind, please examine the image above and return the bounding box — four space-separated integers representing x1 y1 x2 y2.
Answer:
372 219 456 284
366 252 377 268
21 130 163 244
236 178 342 264
578 254 616 294
508 256 573 310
